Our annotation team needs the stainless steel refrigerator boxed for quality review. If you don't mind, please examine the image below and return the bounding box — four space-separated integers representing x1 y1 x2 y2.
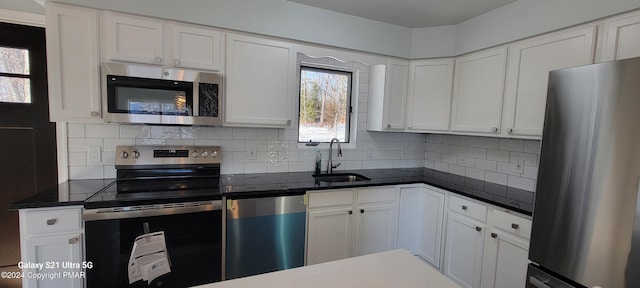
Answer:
527 57 640 287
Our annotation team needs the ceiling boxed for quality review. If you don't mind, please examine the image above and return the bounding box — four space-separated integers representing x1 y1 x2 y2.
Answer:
287 0 517 28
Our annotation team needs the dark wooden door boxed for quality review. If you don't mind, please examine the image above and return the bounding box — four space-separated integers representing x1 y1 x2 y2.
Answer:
0 22 57 287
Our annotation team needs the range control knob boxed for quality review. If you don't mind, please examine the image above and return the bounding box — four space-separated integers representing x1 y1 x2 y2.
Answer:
120 151 129 159
191 151 199 158
132 151 140 159
211 150 218 158
201 151 209 158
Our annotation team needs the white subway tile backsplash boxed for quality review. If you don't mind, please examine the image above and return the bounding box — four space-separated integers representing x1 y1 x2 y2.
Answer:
465 167 485 181
524 140 541 154
442 154 457 164
233 128 257 140
85 124 118 138
67 124 85 138
448 164 466 176
450 146 467 156
467 148 487 159
119 125 150 139
103 138 135 151
433 161 449 172
499 138 524 152
477 137 499 149
443 135 460 145
69 165 103 179
150 126 180 139
510 152 539 167
497 162 520 176
507 175 535 191
427 152 442 161
68 152 86 166
165 139 195 146
257 129 279 140
459 136 478 147
194 139 221 146
220 140 245 152
487 149 510 162
523 165 539 179
104 166 117 178
136 138 166 145
485 171 508 185
476 159 497 171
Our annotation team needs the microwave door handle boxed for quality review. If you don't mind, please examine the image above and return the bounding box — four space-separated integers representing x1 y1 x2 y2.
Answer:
193 82 199 117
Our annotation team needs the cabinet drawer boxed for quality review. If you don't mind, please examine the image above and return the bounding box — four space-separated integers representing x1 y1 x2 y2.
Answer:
308 190 354 209
492 209 532 239
23 208 82 236
357 187 398 204
448 195 487 222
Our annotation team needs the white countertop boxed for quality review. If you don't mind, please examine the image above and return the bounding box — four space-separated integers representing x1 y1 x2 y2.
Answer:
194 249 461 288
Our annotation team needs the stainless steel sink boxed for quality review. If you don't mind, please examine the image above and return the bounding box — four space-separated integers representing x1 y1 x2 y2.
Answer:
313 173 371 183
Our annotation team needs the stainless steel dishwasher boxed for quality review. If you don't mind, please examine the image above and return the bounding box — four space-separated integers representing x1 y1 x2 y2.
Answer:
225 194 306 279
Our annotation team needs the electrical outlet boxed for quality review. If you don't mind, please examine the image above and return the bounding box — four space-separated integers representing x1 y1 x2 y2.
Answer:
365 147 373 158
88 146 101 162
513 160 524 174
247 147 257 160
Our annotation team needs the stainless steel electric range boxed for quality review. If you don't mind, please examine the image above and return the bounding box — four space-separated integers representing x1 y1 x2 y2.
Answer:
83 145 223 288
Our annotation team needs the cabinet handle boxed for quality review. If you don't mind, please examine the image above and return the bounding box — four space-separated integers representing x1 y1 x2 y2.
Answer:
507 128 513 134
511 223 520 229
407 125 412 129
461 205 468 211
360 209 365 214
475 226 482 232
174 59 180 65
286 120 292 125
492 127 499 133
46 218 57 225
68 237 78 245
90 111 99 117
491 233 498 238
348 210 353 215
155 57 162 63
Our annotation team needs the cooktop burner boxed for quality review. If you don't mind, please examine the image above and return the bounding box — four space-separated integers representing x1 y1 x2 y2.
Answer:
84 145 222 209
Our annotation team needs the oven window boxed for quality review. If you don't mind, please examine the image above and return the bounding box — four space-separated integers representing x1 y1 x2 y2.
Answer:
107 75 194 116
116 87 189 115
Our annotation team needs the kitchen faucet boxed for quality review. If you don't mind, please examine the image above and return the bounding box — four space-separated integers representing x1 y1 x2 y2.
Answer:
327 138 343 174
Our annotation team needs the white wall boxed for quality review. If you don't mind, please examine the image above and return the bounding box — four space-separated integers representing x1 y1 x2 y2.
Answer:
454 0 640 55
52 0 414 58
410 25 457 58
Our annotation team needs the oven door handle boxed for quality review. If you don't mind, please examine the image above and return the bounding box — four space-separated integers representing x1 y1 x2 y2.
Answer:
83 200 222 221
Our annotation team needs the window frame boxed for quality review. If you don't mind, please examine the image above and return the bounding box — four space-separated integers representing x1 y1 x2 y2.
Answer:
0 45 33 104
297 62 359 149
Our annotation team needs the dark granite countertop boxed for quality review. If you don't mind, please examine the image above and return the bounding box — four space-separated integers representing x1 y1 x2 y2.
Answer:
221 168 533 216
8 179 115 210
10 168 533 216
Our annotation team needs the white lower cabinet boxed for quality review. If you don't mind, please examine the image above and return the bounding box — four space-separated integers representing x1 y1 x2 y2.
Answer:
444 212 486 288
306 186 399 265
481 210 531 288
397 185 445 269
19 206 84 288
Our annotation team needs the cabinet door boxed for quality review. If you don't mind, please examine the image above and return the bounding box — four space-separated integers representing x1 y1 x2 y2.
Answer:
103 12 164 65
502 27 595 137
170 24 222 71
384 60 409 130
444 212 485 288
601 10 640 62
46 3 102 122
355 203 397 257
418 188 445 269
23 233 83 288
306 207 354 265
225 34 294 127
451 47 507 135
397 187 423 254
406 59 454 132
481 230 529 288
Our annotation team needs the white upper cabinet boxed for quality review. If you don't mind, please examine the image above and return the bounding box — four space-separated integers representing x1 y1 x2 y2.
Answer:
502 27 595 138
102 12 165 65
451 47 508 135
368 60 409 131
406 59 455 132
225 33 294 127
601 10 640 62
170 24 222 71
46 3 102 122
102 12 222 71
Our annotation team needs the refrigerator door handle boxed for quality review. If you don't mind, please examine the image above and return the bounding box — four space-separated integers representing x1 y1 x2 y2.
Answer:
529 276 552 288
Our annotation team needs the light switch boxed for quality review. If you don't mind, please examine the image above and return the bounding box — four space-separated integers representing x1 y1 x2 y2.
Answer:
88 146 101 162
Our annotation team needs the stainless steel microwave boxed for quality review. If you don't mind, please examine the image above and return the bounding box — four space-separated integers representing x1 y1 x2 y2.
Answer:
102 63 222 126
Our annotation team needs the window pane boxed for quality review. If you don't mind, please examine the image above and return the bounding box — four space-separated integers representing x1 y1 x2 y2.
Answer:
299 67 351 143
0 76 31 103
0 47 30 75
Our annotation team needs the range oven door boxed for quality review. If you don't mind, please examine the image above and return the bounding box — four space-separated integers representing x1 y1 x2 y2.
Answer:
84 201 222 288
